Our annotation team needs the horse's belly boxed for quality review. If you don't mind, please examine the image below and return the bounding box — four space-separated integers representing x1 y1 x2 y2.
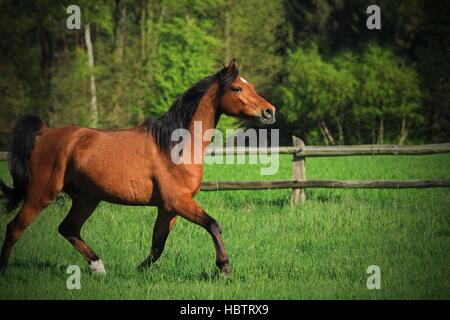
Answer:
74 175 154 205
102 177 154 205
68 162 156 205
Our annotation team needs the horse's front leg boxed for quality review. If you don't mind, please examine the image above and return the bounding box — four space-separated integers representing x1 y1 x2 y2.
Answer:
138 207 176 270
170 195 231 275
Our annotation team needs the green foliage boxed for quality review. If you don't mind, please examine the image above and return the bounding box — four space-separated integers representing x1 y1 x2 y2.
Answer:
147 17 222 116
354 44 422 142
275 43 422 145
0 65 28 148
0 0 448 146
357 44 403 118
51 51 91 127
275 45 357 144
223 0 285 94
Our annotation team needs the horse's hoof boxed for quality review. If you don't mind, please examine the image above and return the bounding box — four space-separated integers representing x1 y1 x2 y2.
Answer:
137 265 145 272
220 265 232 276
89 259 106 275
0 264 7 275
137 260 150 272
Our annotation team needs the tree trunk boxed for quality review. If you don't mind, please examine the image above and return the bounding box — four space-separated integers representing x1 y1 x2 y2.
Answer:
62 34 68 53
377 117 384 144
139 0 148 62
398 116 408 145
431 106 441 143
112 0 127 121
371 122 376 144
318 121 329 145
354 119 362 144
224 0 233 62
75 30 81 51
113 0 127 64
38 28 54 124
336 115 344 145
319 118 335 145
85 23 98 128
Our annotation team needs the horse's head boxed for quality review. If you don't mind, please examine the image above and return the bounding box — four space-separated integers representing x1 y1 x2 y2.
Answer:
218 59 276 125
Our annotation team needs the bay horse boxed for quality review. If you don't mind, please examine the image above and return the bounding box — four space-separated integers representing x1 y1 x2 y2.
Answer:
0 60 276 275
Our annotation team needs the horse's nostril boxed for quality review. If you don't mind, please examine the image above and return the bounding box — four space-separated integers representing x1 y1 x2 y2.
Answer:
263 108 274 119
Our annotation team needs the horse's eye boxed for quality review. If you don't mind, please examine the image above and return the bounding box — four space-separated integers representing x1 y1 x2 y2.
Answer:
231 87 242 93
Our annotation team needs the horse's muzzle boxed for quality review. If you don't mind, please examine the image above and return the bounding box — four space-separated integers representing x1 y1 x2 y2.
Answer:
258 108 276 125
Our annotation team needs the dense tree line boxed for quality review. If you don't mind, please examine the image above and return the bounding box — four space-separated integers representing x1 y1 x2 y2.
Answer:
0 0 449 148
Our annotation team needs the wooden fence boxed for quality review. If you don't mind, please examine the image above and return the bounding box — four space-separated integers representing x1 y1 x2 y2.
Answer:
202 137 450 205
1 137 450 205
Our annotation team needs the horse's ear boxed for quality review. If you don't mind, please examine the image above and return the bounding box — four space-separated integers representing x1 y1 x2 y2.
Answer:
227 59 238 72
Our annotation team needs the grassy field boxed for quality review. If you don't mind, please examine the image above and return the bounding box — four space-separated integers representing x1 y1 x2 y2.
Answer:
0 153 449 299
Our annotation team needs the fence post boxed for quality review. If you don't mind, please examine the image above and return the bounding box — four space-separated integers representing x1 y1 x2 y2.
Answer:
291 136 306 205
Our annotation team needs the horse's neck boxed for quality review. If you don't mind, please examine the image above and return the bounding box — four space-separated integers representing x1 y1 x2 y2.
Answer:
187 84 220 160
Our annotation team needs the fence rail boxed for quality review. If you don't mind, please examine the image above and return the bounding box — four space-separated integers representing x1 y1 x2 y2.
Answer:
201 179 450 191
1 139 450 205
205 143 450 157
1 143 449 161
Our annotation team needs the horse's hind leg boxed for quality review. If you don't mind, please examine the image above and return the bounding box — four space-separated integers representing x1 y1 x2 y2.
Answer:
58 196 104 274
0 164 65 274
138 207 176 270
0 201 45 273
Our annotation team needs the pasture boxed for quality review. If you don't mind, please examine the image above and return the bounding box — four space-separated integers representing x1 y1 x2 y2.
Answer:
0 154 449 299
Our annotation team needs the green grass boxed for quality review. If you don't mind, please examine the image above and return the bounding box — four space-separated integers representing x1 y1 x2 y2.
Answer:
0 154 449 299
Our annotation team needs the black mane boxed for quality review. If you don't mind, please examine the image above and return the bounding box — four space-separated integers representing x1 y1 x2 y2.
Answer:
140 65 239 152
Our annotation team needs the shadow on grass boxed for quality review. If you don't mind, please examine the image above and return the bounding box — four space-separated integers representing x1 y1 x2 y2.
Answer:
307 191 343 203
197 269 236 284
9 259 64 273
136 262 236 283
219 196 291 208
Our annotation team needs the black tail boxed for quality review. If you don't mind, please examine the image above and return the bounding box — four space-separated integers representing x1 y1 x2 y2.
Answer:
0 115 45 213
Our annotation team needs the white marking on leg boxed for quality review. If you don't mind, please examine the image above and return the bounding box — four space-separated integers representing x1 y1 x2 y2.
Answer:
89 259 106 275
240 77 248 84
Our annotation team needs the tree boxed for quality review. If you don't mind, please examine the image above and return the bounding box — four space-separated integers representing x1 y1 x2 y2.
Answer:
332 51 359 143
221 0 285 95
0 0 445 148
147 16 222 116
275 45 356 145
355 44 421 144
84 23 98 128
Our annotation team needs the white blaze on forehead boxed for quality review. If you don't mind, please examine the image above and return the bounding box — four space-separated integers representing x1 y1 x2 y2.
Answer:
240 77 248 84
